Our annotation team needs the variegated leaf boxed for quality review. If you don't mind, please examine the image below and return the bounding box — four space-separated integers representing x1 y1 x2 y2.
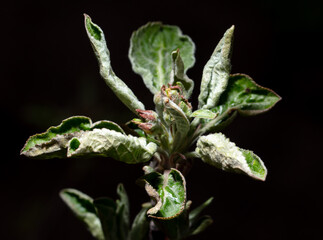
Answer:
171 49 194 98
163 98 190 152
211 74 282 116
84 14 145 114
21 116 124 159
68 128 157 164
129 22 195 94
196 133 267 180
141 168 186 219
60 189 104 240
198 26 234 109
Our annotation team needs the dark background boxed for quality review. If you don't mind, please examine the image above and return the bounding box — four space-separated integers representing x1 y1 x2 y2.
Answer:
2 0 322 239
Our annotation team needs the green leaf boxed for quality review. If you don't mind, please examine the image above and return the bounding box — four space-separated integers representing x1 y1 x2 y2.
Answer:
211 73 282 116
141 168 186 219
198 26 234 109
189 215 213 236
189 197 213 225
20 116 125 159
93 198 118 240
84 14 145 114
171 49 194 98
67 128 157 164
116 184 130 240
60 189 104 240
129 22 195 94
190 109 218 119
128 203 151 240
196 133 267 181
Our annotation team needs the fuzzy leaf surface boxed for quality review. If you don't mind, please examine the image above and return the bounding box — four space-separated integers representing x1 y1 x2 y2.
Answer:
163 98 190 152
21 116 124 159
129 22 195 94
171 49 194 98
68 128 157 164
211 73 282 116
141 168 186 219
116 184 130 240
189 215 213 236
84 14 145 114
189 197 213 225
93 198 119 240
196 133 267 180
60 189 104 240
128 203 151 240
200 74 281 134
191 109 218 119
198 26 234 109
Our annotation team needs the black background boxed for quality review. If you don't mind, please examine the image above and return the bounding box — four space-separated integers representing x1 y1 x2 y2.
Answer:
2 0 323 239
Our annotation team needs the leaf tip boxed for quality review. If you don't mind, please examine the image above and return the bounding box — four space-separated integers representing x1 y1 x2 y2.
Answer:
84 14 102 41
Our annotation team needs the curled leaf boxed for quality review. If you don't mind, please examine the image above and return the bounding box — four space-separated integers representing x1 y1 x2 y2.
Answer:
141 168 186 219
171 49 194 98
198 26 234 109
84 14 145 114
196 133 267 180
67 128 157 164
60 189 104 240
211 73 282 116
20 116 124 159
129 22 195 94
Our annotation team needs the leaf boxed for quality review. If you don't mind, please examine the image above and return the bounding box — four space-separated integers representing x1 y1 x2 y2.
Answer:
84 14 145 114
116 184 130 240
190 109 218 119
196 133 267 181
67 128 157 164
93 198 118 240
199 74 281 134
198 26 234 109
20 116 125 159
211 73 282 116
60 189 104 240
163 98 190 152
20 116 91 159
129 22 195 94
141 168 186 219
128 203 151 240
171 49 194 98
189 215 213 236
189 197 213 225
91 120 125 134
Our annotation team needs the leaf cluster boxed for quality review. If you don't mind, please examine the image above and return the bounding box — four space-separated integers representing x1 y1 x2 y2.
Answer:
21 14 281 240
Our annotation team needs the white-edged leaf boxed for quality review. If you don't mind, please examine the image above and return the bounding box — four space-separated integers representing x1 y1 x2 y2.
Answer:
60 189 104 240
84 14 145 114
20 116 124 159
67 128 157 164
129 22 195 94
196 133 267 180
198 26 234 109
